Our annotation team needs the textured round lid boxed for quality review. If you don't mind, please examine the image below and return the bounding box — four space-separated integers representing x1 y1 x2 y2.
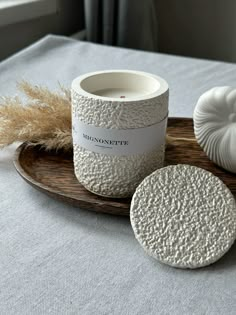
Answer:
130 164 236 269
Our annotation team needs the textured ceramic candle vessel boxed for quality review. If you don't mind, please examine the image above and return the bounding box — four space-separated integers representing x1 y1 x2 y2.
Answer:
71 70 169 198
194 86 236 174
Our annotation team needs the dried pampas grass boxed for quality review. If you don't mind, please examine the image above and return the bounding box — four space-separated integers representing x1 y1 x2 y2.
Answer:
0 81 196 152
0 81 72 151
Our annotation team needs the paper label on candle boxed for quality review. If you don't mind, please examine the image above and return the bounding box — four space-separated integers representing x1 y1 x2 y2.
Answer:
72 115 167 156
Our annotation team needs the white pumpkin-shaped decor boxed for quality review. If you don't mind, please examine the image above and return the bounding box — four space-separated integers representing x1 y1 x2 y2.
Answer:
194 86 236 173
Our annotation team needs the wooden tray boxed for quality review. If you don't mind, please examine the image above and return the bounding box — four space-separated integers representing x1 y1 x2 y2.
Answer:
13 118 236 216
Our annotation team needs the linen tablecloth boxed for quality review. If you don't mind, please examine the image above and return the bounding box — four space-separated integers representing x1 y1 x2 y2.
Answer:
0 35 236 315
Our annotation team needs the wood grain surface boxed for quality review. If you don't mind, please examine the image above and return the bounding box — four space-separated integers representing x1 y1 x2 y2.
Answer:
13 118 236 216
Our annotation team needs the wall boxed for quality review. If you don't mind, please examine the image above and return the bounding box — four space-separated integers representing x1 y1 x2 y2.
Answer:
0 0 84 61
2 0 235 63
157 0 236 62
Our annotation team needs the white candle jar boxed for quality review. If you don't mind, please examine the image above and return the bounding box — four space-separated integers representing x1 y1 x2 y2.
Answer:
71 70 168 198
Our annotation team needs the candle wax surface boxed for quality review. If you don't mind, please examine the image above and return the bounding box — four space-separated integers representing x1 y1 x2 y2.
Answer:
93 88 148 99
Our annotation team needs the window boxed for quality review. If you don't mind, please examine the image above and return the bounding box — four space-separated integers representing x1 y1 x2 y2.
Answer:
0 0 58 27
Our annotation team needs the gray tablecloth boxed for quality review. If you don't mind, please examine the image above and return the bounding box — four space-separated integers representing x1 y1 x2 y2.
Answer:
0 35 236 315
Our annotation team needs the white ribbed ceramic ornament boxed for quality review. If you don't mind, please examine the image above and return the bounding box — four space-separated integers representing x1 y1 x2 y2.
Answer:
130 164 236 269
194 86 236 173
71 70 168 198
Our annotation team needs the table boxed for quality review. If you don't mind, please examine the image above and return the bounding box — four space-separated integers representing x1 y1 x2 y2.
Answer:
0 35 236 315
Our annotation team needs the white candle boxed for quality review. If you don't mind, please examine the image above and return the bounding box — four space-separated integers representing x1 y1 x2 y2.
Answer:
72 70 169 198
76 70 162 101
93 88 148 99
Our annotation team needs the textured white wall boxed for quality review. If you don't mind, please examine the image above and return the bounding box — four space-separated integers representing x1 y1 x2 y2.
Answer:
0 0 84 61
157 0 236 62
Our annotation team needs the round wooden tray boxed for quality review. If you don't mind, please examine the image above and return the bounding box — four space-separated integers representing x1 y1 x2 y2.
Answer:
13 118 236 216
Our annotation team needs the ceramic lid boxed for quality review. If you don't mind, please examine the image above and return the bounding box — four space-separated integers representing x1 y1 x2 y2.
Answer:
130 164 236 269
